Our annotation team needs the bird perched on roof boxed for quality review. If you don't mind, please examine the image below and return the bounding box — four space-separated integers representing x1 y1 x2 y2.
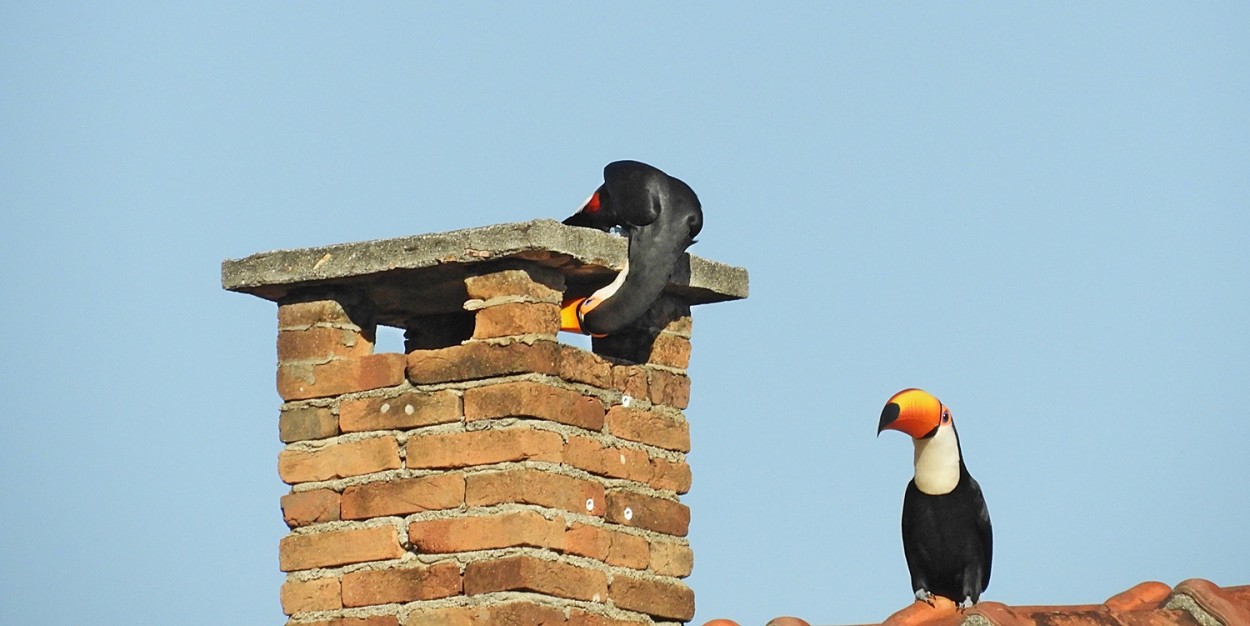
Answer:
559 160 703 337
878 388 993 608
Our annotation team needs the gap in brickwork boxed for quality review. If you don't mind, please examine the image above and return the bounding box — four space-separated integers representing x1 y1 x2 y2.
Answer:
374 325 406 354
558 332 594 352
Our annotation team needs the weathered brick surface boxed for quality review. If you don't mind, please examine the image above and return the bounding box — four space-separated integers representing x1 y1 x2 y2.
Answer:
564 436 690 493
610 574 695 621
464 380 605 430
405 602 566 626
563 435 652 483
472 302 560 339
281 489 341 528
465 467 605 516
647 333 692 369
278 299 359 329
564 522 649 569
648 368 691 409
340 561 462 607
558 344 613 388
606 489 690 537
278 326 373 362
409 510 564 553
648 456 693 494
340 473 465 519
662 315 693 337
279 405 339 443
278 353 406 401
339 390 460 433
405 428 563 469
299 617 400 626
464 269 562 301
611 364 649 399
650 539 694 577
463 555 607 601
406 340 560 384
605 406 690 452
568 608 651 626
278 436 402 484
280 576 341 614
279 525 405 571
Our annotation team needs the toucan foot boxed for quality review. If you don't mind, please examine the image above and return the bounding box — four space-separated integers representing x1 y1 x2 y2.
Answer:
914 589 934 606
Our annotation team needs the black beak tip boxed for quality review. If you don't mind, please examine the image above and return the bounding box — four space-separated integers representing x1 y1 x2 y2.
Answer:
877 402 900 435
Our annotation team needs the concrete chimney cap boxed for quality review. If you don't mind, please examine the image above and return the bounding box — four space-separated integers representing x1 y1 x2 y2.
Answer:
222 219 748 326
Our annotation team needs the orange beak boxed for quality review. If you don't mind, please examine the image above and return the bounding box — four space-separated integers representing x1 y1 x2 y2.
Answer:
878 388 943 439
559 296 606 337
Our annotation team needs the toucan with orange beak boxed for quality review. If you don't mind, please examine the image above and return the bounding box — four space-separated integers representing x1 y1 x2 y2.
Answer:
878 388 993 607
560 160 703 336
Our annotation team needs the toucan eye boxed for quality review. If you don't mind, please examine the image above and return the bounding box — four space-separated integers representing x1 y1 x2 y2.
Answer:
941 411 951 423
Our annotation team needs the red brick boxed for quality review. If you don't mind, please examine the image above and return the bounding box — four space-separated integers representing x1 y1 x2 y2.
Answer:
610 574 695 621
340 473 465 519
281 489 341 528
564 522 649 569
464 269 562 301
647 368 690 409
406 340 560 384
278 326 373 362
605 406 690 452
278 353 406 401
649 456 693 494
339 390 460 433
647 333 691 369
299 617 400 626
563 436 652 483
405 602 565 626
611 364 649 399
340 561 461 607
463 554 607 601
278 300 358 329
558 344 613 388
649 539 694 577
606 489 690 537
279 405 339 442
464 381 605 430
279 525 405 571
409 510 564 553
662 315 693 337
280 576 341 614
466 467 605 516
278 436 402 484
405 428 563 469
472 302 560 339
568 608 650 626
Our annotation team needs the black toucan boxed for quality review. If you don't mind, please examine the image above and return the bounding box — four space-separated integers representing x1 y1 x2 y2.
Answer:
877 388 993 607
559 160 703 337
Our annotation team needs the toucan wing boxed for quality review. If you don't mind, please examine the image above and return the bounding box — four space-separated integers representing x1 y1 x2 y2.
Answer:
969 476 993 591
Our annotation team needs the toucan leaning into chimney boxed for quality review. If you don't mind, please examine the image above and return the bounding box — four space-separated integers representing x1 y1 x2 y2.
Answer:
559 160 703 337
878 388 993 607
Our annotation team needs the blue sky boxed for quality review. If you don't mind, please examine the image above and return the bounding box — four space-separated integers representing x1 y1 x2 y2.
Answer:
2 3 1247 625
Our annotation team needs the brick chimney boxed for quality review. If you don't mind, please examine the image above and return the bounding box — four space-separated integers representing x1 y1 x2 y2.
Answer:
222 220 748 626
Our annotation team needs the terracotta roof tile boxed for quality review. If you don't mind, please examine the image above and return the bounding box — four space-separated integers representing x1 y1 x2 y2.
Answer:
699 580 1250 626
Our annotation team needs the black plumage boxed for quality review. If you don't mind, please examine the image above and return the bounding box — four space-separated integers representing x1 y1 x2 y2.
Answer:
562 160 702 336
900 437 993 605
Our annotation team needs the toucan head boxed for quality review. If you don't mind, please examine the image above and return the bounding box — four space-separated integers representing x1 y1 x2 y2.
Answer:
877 388 952 440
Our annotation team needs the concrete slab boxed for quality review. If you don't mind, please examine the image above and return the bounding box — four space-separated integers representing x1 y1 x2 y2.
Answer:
222 220 748 326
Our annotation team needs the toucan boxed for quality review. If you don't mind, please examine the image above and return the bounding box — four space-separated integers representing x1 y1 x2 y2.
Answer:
877 388 993 607
559 160 703 337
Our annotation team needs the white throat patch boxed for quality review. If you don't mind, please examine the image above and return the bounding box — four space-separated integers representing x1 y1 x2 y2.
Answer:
912 421 961 495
